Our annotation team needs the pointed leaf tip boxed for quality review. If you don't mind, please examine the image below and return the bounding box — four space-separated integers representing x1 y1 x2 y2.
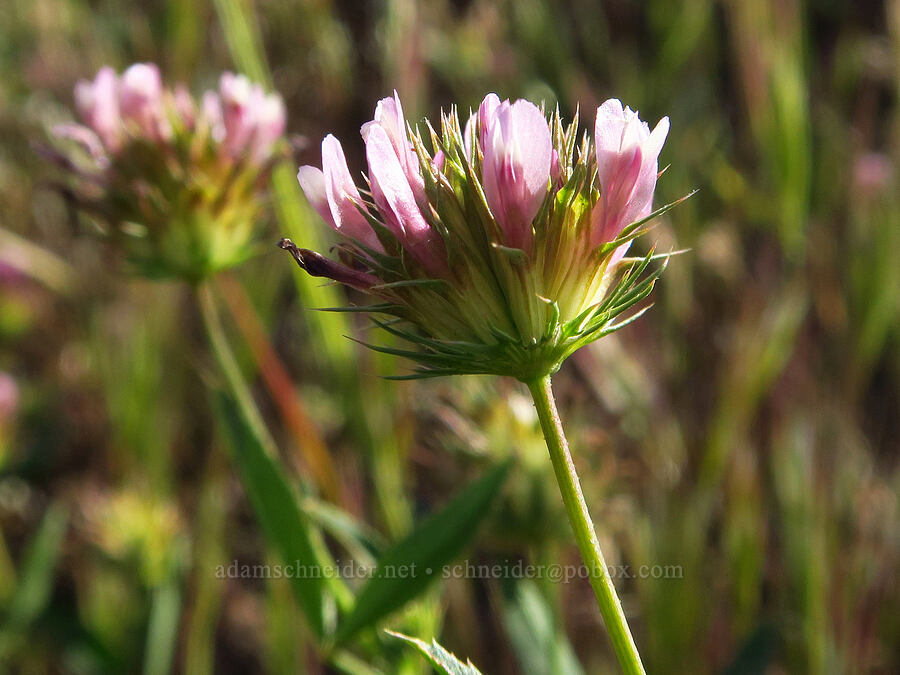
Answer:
387 631 484 675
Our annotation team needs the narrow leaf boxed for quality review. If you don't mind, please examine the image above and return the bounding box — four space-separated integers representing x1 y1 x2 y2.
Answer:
501 580 584 675
599 304 655 336
371 279 448 291
597 190 697 258
333 462 511 645
142 580 182 675
0 504 67 660
387 631 483 675
213 391 326 639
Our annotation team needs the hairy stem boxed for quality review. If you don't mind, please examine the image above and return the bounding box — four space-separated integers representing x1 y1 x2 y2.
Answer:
526 375 645 675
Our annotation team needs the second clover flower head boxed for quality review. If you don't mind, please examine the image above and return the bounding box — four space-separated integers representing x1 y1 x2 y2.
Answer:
284 93 690 381
47 64 287 282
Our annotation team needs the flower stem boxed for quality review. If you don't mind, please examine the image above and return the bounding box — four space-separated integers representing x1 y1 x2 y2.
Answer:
197 282 278 456
526 375 646 675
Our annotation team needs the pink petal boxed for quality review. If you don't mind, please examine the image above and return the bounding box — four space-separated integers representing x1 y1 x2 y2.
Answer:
321 134 381 250
481 98 551 250
251 94 286 162
173 85 196 128
201 91 225 142
623 116 669 227
646 116 670 158
220 73 255 155
119 63 165 138
594 98 626 179
74 66 121 150
297 165 335 229
478 93 501 146
363 91 426 208
508 100 552 212
369 92 406 150
365 124 444 273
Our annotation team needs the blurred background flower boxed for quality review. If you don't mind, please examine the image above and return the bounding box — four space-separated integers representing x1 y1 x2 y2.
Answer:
0 0 897 673
44 64 286 281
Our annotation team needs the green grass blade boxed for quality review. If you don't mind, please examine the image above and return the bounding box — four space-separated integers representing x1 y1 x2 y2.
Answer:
0 504 67 659
142 579 182 675
501 580 584 675
212 0 354 371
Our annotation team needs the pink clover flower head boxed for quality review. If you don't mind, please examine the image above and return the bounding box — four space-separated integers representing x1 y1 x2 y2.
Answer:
281 91 687 380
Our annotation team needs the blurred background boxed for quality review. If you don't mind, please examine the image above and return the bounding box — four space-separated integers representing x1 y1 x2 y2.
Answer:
1 0 898 673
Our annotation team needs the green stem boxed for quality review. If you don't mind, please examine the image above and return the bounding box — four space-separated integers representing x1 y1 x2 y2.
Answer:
197 282 355 617
526 375 645 675
197 283 277 455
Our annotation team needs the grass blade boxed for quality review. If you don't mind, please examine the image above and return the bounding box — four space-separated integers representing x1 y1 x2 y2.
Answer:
0 504 68 659
501 580 584 675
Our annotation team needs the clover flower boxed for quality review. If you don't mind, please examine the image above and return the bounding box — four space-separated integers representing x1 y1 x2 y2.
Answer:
46 64 286 281
0 373 18 424
283 92 687 381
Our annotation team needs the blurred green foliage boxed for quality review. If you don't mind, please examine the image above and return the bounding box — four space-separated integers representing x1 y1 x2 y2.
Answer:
0 0 898 673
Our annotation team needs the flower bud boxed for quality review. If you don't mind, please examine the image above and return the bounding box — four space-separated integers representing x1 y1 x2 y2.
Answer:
219 73 286 165
220 72 256 157
279 238 377 291
361 91 426 208
201 91 225 142
0 373 18 423
297 134 381 250
173 85 196 128
252 94 286 163
479 95 552 252
119 63 168 140
364 123 446 276
592 99 669 250
74 66 121 151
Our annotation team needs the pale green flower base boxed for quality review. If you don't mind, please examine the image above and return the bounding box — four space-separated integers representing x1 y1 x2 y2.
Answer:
526 375 646 675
